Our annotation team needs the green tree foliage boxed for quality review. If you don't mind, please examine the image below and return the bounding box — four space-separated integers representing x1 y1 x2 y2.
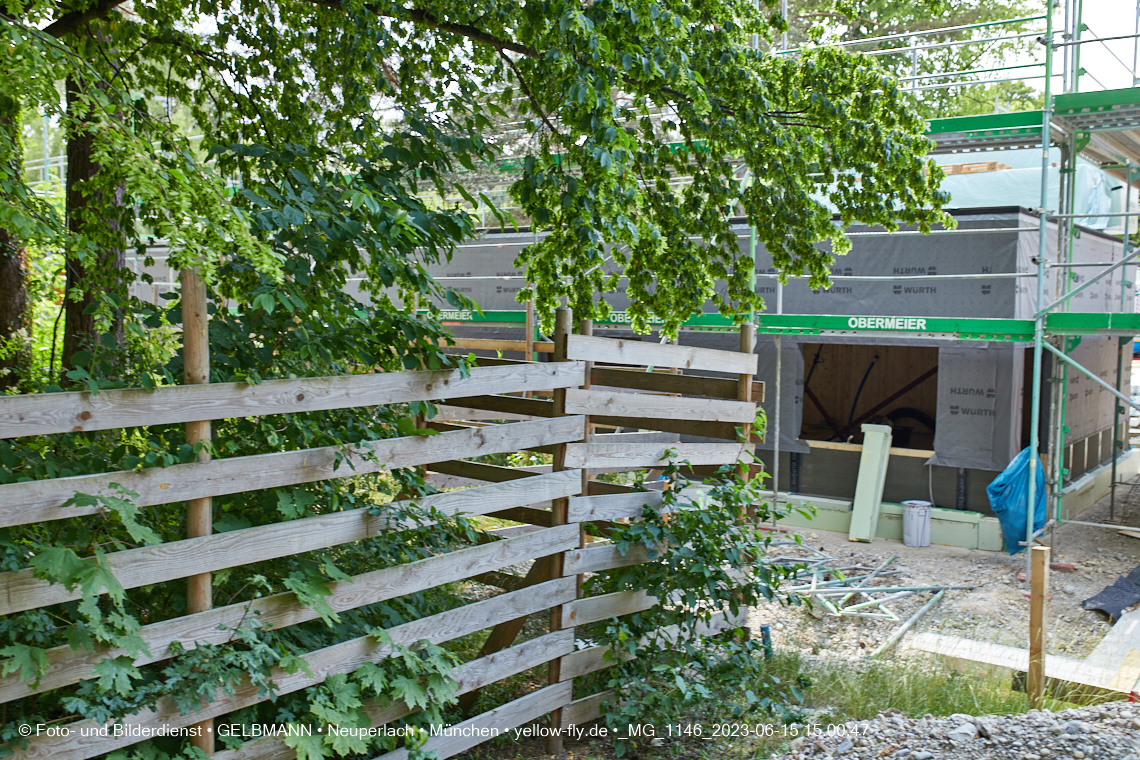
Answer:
0 0 951 755
784 0 1041 119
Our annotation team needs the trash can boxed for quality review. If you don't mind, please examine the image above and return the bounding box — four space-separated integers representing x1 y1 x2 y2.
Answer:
901 500 932 548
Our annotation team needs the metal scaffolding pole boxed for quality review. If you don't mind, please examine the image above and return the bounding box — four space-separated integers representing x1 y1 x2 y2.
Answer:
1027 0 1055 584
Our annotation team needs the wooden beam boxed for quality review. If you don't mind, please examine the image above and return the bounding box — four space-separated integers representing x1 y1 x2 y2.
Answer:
567 492 665 523
561 590 657 627
0 361 583 439
13 578 578 760
443 338 554 354
1029 545 1050 708
564 442 746 470
0 528 578 703
212 630 575 760
0 416 587 529
0 473 581 616
566 334 758 375
563 543 654 575
564 388 755 423
443 395 555 418
376 682 573 760
587 413 757 442
590 366 763 401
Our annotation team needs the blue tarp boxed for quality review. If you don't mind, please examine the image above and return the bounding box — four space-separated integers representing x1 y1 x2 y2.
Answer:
986 446 1047 555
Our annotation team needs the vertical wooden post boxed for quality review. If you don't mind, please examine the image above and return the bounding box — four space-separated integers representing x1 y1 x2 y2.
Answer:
525 300 536 362
180 267 213 754
738 323 755 483
1028 545 1050 709
545 307 573 755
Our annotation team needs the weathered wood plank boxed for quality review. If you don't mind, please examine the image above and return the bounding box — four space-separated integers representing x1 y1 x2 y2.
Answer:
0 527 578 703
443 395 555 418
11 578 577 760
564 389 755 424
566 335 757 375
0 471 582 617
562 590 657 627
590 367 764 401
435 405 537 422
567 492 664 523
559 608 747 681
0 416 587 529
587 431 680 444
563 442 745 470
588 414 757 442
486 505 554 526
376 682 574 760
560 691 613 728
563 543 655 575
444 338 555 354
427 460 543 483
212 630 576 760
0 362 583 440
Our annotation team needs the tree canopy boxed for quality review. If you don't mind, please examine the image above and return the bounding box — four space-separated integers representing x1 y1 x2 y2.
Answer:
3 0 950 350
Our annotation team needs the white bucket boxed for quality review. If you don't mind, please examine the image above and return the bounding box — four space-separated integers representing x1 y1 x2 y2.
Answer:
901 500 932 548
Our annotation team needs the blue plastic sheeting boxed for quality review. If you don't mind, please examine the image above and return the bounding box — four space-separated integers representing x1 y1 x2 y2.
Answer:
986 446 1047 555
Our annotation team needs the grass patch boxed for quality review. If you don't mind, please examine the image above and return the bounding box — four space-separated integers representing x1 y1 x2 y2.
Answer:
455 650 1112 760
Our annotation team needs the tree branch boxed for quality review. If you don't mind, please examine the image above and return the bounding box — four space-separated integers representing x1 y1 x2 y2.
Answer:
43 0 125 38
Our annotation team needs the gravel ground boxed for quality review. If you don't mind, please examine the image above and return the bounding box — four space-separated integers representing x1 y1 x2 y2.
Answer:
748 474 1140 661
780 701 1140 760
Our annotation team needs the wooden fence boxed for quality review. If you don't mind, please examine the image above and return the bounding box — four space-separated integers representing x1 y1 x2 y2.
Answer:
0 308 760 760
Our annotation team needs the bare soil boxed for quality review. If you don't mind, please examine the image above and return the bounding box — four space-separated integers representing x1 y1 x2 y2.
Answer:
747 478 1140 662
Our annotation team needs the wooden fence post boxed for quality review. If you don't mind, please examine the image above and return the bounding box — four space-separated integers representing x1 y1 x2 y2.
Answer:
546 307 573 755
1028 545 1050 709
738 323 755 481
180 267 213 754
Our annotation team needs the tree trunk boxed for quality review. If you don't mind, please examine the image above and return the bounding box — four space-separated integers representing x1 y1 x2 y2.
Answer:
0 94 31 392
62 73 126 377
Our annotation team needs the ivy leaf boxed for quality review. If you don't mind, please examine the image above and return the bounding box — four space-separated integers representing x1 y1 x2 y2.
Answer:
0 643 49 686
284 731 330 760
91 655 140 696
389 674 429 710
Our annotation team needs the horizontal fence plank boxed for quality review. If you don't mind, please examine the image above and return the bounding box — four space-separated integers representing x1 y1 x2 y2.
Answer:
435 405 537 421
440 395 555 418
444 338 554 354
560 691 614 728
563 590 657 627
487 505 554 526
563 543 655 575
567 492 664 523
565 389 755 424
587 431 680 444
12 577 578 760
0 416 586 529
566 334 757 375
377 681 574 760
590 367 764 401
0 472 582 617
212 630 575 760
589 413 757 442
0 362 584 440
559 608 747 681
563 442 745 470
1 526 579 703
428 460 543 483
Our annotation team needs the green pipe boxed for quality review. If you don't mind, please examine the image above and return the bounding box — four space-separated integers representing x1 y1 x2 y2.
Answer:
1073 0 1085 92
1028 0 1054 586
902 61 1045 82
868 590 947 658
